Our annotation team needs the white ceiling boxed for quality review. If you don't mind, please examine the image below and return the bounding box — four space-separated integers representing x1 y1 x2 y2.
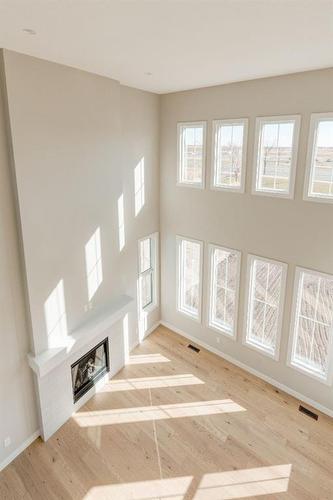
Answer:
0 0 332 94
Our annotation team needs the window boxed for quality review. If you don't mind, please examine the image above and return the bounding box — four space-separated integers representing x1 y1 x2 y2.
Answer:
177 236 203 321
212 119 248 192
244 255 287 359
304 113 333 203
208 245 241 338
289 267 333 383
138 233 158 311
177 122 206 188
252 115 300 198
85 227 103 301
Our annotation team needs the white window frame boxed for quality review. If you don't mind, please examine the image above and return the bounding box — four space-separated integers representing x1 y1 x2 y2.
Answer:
176 235 203 322
252 115 301 199
207 243 241 339
177 121 207 189
138 232 159 313
303 112 333 204
211 118 248 193
287 266 333 385
243 254 288 360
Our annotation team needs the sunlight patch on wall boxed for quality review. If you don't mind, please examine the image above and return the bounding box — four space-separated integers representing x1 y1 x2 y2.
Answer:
138 307 148 342
117 193 125 251
74 399 246 427
44 279 68 348
85 227 103 301
193 464 292 499
134 157 145 216
123 313 129 363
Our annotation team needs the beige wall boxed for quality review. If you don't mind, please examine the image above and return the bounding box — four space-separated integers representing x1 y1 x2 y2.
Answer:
3 50 160 356
160 68 333 412
0 49 160 466
0 53 38 466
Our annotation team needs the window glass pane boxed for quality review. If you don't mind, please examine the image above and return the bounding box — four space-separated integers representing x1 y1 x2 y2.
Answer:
141 272 153 309
214 122 244 189
140 238 151 273
138 234 158 312
256 119 296 195
309 120 333 198
179 124 204 185
292 271 333 378
179 239 201 317
246 258 284 355
209 247 240 335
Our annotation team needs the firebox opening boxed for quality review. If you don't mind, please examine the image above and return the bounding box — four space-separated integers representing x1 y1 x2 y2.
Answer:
71 338 110 403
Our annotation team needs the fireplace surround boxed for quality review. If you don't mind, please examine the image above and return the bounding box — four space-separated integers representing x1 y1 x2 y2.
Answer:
28 294 134 440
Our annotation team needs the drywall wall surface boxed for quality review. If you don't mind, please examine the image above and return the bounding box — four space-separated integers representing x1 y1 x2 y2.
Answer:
3 50 160 358
160 68 333 411
0 51 38 467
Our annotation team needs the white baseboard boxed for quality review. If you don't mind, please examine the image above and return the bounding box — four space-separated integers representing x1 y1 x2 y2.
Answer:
0 430 40 472
160 320 333 419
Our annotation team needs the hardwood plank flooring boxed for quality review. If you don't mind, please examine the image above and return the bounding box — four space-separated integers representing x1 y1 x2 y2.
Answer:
1 325 333 499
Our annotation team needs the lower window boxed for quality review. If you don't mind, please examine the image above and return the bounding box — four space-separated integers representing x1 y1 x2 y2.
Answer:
138 233 158 311
177 236 203 321
244 255 287 359
208 244 241 338
289 267 333 383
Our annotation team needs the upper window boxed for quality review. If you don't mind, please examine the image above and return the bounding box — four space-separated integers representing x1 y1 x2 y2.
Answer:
177 122 206 188
138 233 159 311
252 115 300 198
244 255 287 359
212 119 248 192
177 236 203 321
304 113 333 203
208 244 241 338
289 267 333 384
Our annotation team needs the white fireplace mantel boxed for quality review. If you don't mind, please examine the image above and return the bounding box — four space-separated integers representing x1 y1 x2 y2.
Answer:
28 294 133 378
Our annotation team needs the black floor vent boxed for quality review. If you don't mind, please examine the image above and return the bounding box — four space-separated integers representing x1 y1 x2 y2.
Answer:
188 344 200 353
299 405 318 420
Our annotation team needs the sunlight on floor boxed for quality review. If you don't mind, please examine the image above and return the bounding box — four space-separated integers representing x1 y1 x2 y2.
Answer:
193 464 292 499
101 373 205 392
127 353 171 364
82 464 291 499
83 476 193 500
74 399 246 427
86 426 102 450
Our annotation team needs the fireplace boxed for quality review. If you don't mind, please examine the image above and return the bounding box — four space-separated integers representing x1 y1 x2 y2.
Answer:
71 338 110 403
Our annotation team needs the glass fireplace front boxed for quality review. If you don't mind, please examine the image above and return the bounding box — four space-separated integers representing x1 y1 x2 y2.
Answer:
71 337 110 403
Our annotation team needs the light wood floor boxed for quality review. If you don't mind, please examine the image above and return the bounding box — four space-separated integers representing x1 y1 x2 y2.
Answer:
1 325 333 499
